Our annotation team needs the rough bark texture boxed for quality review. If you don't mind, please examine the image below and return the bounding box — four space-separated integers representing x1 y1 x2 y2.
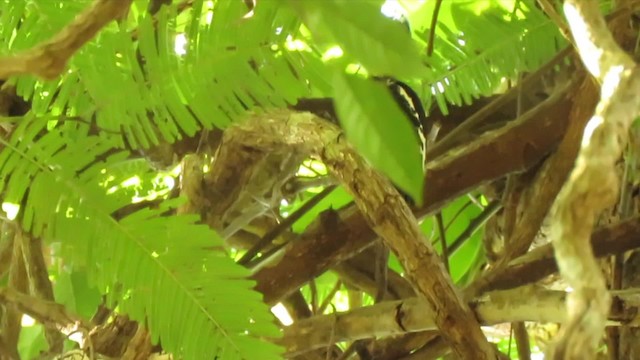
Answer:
464 77 579 295
487 215 640 292
619 251 640 359
548 2 640 358
280 287 630 357
254 62 575 306
0 0 133 80
229 110 497 359
467 72 598 298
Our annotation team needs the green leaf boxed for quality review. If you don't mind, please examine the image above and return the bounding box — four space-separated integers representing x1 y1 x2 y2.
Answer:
289 0 425 78
0 119 284 360
333 73 424 204
420 196 485 283
289 187 353 233
54 268 103 319
18 325 48 360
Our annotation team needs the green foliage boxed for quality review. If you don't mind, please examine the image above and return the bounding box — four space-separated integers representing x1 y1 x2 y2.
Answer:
408 0 565 112
288 0 426 79
53 267 103 320
0 0 573 358
18 324 48 359
419 196 485 284
3 0 312 149
288 187 353 234
300 271 343 312
0 117 282 359
333 73 424 204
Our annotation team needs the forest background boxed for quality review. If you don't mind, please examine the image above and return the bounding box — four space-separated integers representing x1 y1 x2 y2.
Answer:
0 0 639 359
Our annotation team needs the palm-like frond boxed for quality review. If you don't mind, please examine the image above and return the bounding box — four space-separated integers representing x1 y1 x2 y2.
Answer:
413 0 565 113
2 0 318 150
2 1 564 143
0 117 282 359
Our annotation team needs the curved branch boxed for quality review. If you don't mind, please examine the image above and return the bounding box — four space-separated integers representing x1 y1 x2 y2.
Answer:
254 80 575 307
229 110 497 359
547 2 640 357
0 0 132 80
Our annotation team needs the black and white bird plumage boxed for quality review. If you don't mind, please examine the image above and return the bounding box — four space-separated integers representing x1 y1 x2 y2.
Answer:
383 78 428 171
376 77 428 205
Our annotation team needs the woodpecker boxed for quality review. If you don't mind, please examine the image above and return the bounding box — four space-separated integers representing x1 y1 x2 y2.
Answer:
378 77 428 205
291 78 428 204
384 78 428 170
381 14 429 173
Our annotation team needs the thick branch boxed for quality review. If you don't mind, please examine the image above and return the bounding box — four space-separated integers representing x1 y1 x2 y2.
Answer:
279 288 638 357
323 216 640 360
230 110 496 359
19 231 64 352
547 2 640 357
254 71 575 306
0 0 133 80
487 215 640 292
0 287 83 331
466 74 594 298
327 215 640 302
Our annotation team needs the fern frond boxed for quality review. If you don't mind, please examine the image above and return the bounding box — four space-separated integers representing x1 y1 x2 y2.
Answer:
0 118 283 359
414 0 566 113
0 0 315 151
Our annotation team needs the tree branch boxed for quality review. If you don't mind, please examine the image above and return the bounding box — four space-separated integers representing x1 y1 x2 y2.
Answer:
279 287 640 357
487 215 640 293
229 110 497 359
0 0 133 80
19 230 65 352
466 73 595 298
548 2 640 357
253 63 575 307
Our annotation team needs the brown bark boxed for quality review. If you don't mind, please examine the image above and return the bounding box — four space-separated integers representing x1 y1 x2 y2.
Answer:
333 246 415 300
486 215 640 292
280 283 640 357
279 288 570 356
19 231 64 352
0 0 133 80
467 73 597 298
2 226 26 359
254 75 575 306
277 216 640 357
229 110 496 359
549 2 640 357
619 251 640 359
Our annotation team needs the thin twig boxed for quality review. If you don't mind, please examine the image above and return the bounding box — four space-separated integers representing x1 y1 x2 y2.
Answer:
512 321 531 360
19 230 64 352
310 279 318 315
131 0 194 39
426 0 443 56
0 287 85 331
536 0 573 41
374 243 390 302
317 280 343 315
435 212 449 273
448 200 502 255
238 185 336 266
0 228 14 279
443 199 474 233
